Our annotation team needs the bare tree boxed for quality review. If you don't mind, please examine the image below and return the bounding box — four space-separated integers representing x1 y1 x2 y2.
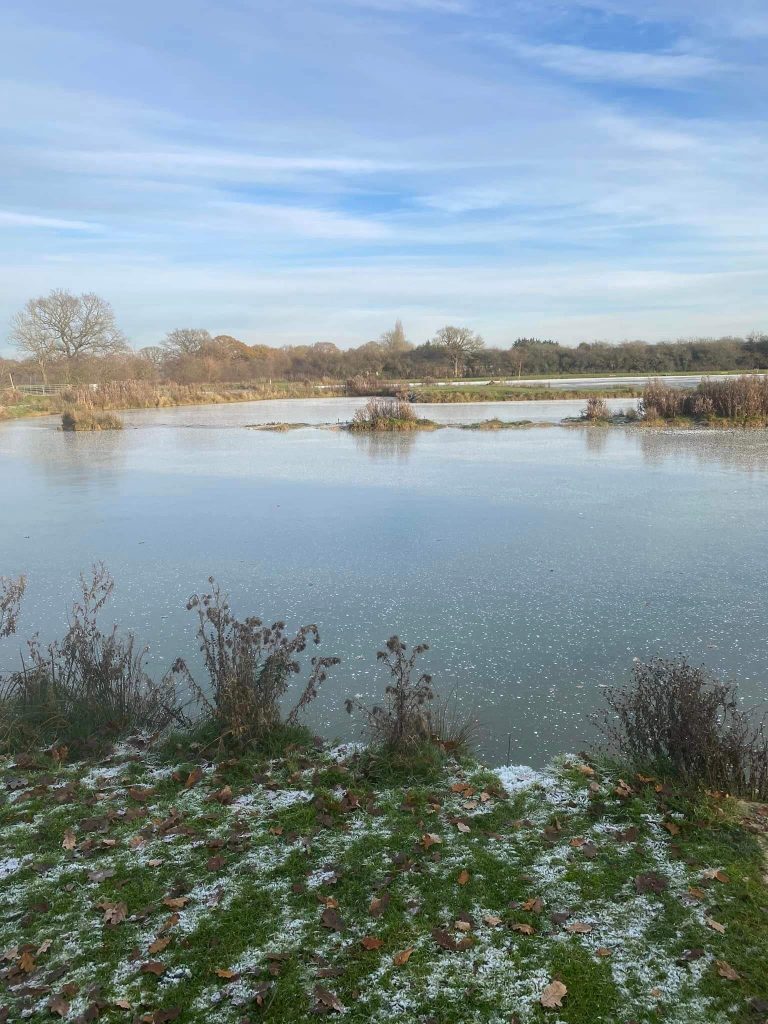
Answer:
432 325 484 377
380 319 411 352
138 345 165 367
10 291 128 375
162 328 212 356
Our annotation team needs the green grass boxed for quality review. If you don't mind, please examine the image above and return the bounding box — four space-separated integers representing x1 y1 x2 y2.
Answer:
0 749 766 1023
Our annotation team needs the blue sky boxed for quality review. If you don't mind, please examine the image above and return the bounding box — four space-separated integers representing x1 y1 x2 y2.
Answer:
1 0 767 350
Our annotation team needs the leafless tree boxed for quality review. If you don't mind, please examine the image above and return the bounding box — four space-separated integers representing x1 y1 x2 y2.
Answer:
432 325 484 377
380 319 411 352
162 328 212 356
10 291 128 376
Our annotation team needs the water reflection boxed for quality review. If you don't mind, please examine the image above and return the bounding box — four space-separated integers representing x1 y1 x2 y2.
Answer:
349 431 420 461
637 428 768 473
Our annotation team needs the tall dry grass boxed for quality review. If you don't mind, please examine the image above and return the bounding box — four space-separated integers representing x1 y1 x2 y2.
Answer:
641 376 768 422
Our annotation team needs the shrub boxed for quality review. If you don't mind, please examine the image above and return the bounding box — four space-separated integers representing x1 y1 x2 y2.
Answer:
0 575 25 638
596 657 768 800
0 565 181 753
583 396 611 421
173 579 339 750
349 398 429 432
61 408 123 431
346 636 434 749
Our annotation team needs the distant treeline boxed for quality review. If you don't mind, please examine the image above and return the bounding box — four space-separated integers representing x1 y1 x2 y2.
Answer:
3 290 767 387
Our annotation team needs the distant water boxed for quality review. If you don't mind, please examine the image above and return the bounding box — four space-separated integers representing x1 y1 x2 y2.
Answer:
2 398 767 765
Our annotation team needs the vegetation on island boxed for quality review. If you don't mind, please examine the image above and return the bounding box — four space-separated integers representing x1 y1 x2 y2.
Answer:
61 409 124 431
0 570 767 1022
348 398 438 433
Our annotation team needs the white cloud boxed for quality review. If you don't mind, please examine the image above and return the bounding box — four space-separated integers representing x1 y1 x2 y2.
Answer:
492 38 722 86
0 210 101 231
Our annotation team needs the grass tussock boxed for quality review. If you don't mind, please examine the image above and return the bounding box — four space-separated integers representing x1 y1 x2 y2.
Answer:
349 398 436 432
61 408 123 431
641 375 768 424
582 396 612 421
596 657 768 801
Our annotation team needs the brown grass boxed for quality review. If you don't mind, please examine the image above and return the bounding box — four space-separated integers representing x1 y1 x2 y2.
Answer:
641 376 768 424
61 409 123 431
349 398 435 432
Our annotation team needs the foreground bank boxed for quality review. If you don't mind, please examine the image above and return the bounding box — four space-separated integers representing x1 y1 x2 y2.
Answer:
1 745 767 1024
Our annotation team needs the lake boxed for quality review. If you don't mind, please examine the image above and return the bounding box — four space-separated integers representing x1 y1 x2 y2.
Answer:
1 397 767 765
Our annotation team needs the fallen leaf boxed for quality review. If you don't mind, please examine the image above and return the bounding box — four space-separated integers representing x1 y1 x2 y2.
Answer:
369 893 390 918
62 830 76 851
566 922 592 934
715 960 740 981
702 869 731 884
215 968 237 979
421 833 442 849
392 947 413 966
148 936 171 955
521 897 543 913
706 917 726 934
48 996 70 1017
360 936 383 951
483 915 503 927
456 822 471 834
314 986 345 1013
184 768 202 789
540 980 567 1009
98 901 127 926
162 897 189 909
511 923 535 935
19 950 35 973
320 907 345 932
457 869 470 886
596 947 612 957
677 948 705 963
140 961 166 976
634 873 668 895
663 821 681 835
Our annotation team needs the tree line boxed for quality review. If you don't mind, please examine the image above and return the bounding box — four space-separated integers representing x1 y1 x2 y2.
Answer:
3 289 767 388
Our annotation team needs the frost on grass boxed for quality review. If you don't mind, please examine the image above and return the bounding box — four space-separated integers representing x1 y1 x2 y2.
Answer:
0 751 763 1023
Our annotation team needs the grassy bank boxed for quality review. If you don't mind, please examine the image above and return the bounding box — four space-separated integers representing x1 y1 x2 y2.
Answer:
347 398 438 432
1 745 766 1024
0 382 346 422
412 385 642 403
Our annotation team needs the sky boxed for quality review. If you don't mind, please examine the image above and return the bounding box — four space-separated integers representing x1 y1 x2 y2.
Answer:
1 0 767 351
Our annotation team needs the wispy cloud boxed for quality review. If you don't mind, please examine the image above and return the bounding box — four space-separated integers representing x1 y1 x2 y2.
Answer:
0 210 101 232
490 38 722 86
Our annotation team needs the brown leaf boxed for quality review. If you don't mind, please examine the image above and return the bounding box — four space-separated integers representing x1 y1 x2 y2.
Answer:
360 936 384 951
663 820 680 836
566 922 592 934
369 893 390 918
521 898 543 913
596 947 612 957
313 986 345 1013
483 915 503 927
19 950 36 973
706 917 726 934
162 897 189 909
634 873 668 894
61 830 76 851
392 947 413 966
48 996 70 1017
421 833 442 849
702 869 731 884
148 936 171 955
715 960 740 981
511 923 535 935
215 967 237 979
320 907 345 932
213 785 233 805
540 980 567 1008
206 855 225 872
140 961 166 976
98 901 127 926
457 869 470 886
184 768 202 789
456 822 471 834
